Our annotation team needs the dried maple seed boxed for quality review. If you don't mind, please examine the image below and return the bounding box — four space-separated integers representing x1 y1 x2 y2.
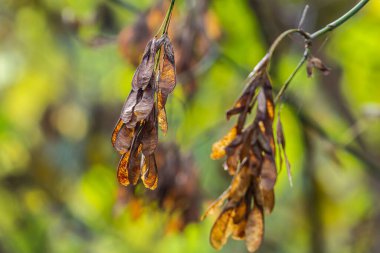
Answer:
120 90 140 125
132 39 157 91
141 154 158 190
210 126 238 160
129 83 155 128
141 111 158 156
117 151 131 186
157 90 168 134
128 144 143 185
210 207 235 250
245 206 264 252
306 56 331 77
112 119 135 154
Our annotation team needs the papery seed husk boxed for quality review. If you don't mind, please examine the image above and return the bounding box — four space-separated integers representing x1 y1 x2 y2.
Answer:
141 111 158 156
211 126 238 160
159 38 176 96
117 151 131 186
229 166 251 202
245 205 264 253
120 90 141 124
128 144 143 185
201 187 231 220
132 39 157 90
141 154 158 190
232 219 247 240
307 56 331 77
260 155 277 191
210 207 234 250
233 199 247 224
128 84 155 128
112 119 135 154
157 90 168 134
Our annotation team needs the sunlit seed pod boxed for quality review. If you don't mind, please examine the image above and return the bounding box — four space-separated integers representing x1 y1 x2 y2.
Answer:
141 155 158 190
210 126 238 160
210 207 235 250
245 205 264 253
117 151 131 186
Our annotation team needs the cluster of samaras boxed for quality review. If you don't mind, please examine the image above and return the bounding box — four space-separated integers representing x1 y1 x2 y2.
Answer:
111 34 176 190
204 56 290 252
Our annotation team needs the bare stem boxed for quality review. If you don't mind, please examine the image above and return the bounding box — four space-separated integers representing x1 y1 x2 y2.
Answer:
155 0 176 37
154 0 176 71
298 5 310 29
310 0 370 40
274 0 370 103
274 49 309 103
267 29 310 63
162 0 176 35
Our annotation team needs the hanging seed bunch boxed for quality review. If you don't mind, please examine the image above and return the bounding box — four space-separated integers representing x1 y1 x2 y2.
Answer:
111 3 176 190
203 55 292 252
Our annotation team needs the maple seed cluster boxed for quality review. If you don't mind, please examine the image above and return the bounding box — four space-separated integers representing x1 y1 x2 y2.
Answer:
203 55 291 253
112 34 176 190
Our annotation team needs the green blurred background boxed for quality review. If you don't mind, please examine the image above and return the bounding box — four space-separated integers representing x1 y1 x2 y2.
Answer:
1 0 380 252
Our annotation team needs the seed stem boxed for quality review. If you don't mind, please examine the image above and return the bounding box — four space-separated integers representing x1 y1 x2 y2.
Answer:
155 0 176 37
162 0 176 35
154 0 176 72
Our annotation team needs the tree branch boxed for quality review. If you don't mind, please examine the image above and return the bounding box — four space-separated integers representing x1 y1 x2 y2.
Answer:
310 0 370 40
275 0 370 102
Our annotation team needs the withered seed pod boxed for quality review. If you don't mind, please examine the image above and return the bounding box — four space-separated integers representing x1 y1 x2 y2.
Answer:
204 55 292 252
112 33 176 190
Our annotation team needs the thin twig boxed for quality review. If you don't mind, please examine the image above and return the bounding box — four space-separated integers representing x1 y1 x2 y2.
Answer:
310 0 370 39
267 29 310 64
155 0 176 37
274 48 309 103
154 0 176 71
298 5 309 29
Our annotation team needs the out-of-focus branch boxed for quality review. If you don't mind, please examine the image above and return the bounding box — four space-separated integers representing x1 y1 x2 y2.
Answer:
297 107 380 178
302 128 325 253
108 0 141 13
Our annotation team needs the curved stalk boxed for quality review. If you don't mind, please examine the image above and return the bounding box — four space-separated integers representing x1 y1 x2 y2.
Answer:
267 29 310 63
